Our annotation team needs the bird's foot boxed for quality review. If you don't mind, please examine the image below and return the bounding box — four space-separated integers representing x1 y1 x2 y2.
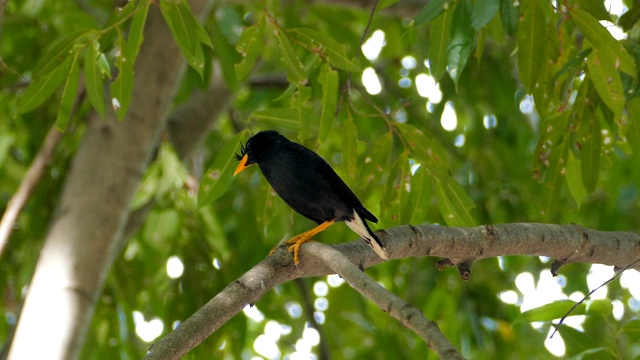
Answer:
266 235 315 264
268 221 334 264
285 234 316 265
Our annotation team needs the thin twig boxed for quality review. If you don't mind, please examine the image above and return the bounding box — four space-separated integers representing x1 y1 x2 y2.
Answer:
335 0 379 117
354 0 379 61
0 124 63 257
293 279 330 360
550 257 640 338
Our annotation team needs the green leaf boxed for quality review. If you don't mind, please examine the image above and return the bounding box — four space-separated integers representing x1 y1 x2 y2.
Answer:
97 52 111 78
566 151 587 206
580 116 600 192
99 1 137 52
357 132 393 192
198 131 248 208
84 42 106 118
475 25 486 61
318 64 339 144
575 0 611 21
433 176 476 227
622 319 640 338
378 0 399 11
586 298 613 315
296 85 313 141
471 0 499 30
257 180 289 237
516 0 546 92
530 20 557 116
144 208 181 243
575 348 616 360
56 49 81 131
557 324 595 355
397 153 413 225
0 133 14 170
381 151 404 226
541 125 570 220
160 0 209 76
429 2 455 80
209 22 238 87
571 8 636 77
17 56 71 114
516 300 586 322
130 160 161 210
250 108 302 131
32 30 86 78
396 123 448 175
626 97 640 158
110 34 133 120
157 143 188 195
586 47 625 118
532 113 571 175
409 165 431 224
272 54 320 104
415 0 455 27
396 123 467 226
160 0 195 57
290 28 361 72
552 48 592 84
619 5 640 32
271 22 306 84
622 39 640 80
343 109 358 180
235 16 265 80
195 16 213 49
499 0 519 36
128 0 151 59
447 0 474 86
398 158 430 225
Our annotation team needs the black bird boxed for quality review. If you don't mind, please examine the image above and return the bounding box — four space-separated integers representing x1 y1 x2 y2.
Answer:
234 130 388 264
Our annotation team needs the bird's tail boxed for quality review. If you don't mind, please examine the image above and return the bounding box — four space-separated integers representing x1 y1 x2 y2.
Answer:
345 211 389 260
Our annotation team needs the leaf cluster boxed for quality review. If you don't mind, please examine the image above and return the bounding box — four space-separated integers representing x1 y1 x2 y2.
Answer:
2 0 640 358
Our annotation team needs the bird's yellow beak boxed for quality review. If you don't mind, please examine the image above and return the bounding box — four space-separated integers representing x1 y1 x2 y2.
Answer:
234 154 251 176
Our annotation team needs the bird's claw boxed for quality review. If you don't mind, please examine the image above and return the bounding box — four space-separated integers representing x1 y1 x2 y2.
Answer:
286 234 315 265
267 235 314 265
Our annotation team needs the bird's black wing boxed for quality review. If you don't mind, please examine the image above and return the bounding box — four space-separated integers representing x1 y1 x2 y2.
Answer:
296 143 379 224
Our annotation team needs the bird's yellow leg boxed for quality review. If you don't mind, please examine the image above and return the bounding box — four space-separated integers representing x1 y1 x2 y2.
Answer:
282 221 334 264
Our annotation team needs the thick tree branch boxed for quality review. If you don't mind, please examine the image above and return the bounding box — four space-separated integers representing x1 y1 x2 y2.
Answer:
146 223 640 358
308 243 464 360
120 64 233 248
7 2 212 359
166 63 233 160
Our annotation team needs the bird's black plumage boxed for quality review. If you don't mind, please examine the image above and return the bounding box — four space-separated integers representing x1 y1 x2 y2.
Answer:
234 130 388 263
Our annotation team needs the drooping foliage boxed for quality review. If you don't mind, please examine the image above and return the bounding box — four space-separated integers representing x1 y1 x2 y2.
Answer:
1 0 639 358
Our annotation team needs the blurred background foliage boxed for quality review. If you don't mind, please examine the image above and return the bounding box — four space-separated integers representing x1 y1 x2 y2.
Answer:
1 0 640 358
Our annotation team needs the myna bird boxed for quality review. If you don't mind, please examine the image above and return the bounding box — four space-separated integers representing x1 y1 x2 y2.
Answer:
234 130 388 264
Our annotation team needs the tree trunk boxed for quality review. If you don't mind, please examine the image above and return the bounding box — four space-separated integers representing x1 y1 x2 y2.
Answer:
6 2 210 358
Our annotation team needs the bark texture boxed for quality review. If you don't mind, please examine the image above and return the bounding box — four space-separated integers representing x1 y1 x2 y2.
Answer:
146 223 640 359
7 2 211 358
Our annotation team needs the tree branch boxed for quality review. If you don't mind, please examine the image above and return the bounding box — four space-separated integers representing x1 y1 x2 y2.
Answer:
0 124 62 257
307 242 465 360
146 223 640 358
6 2 213 358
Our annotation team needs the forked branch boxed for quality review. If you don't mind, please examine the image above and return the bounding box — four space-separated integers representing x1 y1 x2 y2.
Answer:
146 223 640 359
